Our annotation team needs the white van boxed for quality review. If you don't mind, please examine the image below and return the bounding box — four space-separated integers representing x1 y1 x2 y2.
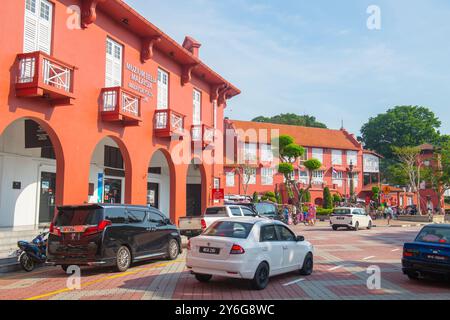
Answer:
330 207 373 231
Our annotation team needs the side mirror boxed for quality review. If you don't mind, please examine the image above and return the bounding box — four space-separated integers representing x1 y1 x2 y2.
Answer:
296 235 305 242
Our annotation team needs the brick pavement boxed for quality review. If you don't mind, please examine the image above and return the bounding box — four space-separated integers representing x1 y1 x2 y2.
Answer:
0 225 449 300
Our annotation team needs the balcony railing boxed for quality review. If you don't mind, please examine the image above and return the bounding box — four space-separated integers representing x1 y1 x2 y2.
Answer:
154 109 186 138
191 124 215 148
15 51 75 105
100 87 142 126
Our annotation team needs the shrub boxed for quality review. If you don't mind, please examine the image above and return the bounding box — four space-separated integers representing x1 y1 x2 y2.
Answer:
333 194 342 203
316 208 334 215
323 187 333 209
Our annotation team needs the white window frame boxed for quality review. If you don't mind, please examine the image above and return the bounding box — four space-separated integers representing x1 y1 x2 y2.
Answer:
260 144 273 162
23 0 53 55
299 169 309 184
311 170 324 184
226 171 235 187
193 89 202 125
261 168 274 186
244 168 257 185
332 170 344 187
312 148 323 163
157 68 169 110
331 149 343 165
347 150 358 166
105 37 123 87
243 143 257 162
300 147 309 163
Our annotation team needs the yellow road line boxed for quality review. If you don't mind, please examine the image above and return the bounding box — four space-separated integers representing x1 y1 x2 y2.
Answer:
25 259 185 300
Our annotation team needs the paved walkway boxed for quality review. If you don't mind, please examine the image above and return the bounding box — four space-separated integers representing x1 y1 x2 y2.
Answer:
1 225 449 300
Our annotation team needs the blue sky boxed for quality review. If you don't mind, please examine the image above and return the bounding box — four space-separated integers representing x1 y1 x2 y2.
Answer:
127 0 450 135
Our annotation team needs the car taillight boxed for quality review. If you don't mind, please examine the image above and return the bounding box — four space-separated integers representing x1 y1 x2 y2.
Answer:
49 222 61 237
230 244 245 255
403 249 419 257
187 240 191 251
83 220 112 237
201 219 207 230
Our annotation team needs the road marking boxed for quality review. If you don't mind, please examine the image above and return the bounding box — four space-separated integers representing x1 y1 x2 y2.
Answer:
362 256 375 261
24 259 185 300
328 265 344 271
283 278 305 286
391 249 400 252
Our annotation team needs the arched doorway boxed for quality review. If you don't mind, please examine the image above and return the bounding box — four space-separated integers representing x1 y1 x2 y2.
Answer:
147 149 174 218
88 136 130 204
186 158 207 217
0 118 63 227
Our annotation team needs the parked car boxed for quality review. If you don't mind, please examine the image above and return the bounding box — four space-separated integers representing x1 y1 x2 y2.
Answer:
186 217 314 290
225 201 284 222
178 205 258 238
47 204 182 272
402 224 450 280
330 207 373 231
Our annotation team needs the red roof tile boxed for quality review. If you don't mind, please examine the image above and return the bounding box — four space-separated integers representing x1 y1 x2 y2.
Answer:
228 120 362 151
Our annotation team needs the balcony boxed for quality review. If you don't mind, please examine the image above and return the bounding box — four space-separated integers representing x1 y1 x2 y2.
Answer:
154 109 186 138
191 124 215 148
15 51 75 105
100 87 142 126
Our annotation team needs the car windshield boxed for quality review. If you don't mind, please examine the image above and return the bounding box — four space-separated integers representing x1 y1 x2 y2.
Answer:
203 221 254 239
205 207 228 217
416 227 450 244
333 209 351 215
54 208 104 226
255 203 276 216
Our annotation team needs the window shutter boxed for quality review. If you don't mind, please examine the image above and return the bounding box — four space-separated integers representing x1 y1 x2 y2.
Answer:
193 90 201 125
23 0 39 53
157 69 168 109
37 0 52 54
105 38 122 87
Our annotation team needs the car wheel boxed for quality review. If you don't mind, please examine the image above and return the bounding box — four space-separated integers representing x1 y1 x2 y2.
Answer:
19 253 34 272
354 222 359 231
251 262 270 290
367 221 372 230
166 239 179 260
115 246 131 272
300 253 314 276
407 272 420 280
195 273 212 283
332 225 338 231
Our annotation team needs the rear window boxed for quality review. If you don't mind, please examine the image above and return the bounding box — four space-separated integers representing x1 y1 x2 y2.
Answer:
333 209 351 215
205 207 228 217
203 221 254 239
255 203 276 216
54 208 103 226
416 227 450 244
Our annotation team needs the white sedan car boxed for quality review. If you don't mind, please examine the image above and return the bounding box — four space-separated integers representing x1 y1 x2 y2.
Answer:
186 217 314 290
330 207 373 231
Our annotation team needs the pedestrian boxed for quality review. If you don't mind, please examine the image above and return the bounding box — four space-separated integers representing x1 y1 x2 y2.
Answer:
308 204 316 226
385 205 394 225
283 206 289 224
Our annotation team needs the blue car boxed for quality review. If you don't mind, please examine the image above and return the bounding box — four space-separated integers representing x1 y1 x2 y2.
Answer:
402 224 450 280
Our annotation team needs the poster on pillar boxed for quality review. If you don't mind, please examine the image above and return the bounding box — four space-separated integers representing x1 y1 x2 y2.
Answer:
212 188 224 200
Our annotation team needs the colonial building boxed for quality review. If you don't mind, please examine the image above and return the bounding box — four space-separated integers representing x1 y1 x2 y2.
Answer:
0 0 239 228
223 120 381 206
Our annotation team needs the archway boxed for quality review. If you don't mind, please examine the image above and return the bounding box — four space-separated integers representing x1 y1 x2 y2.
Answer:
0 118 64 227
147 149 175 218
88 136 131 204
186 158 207 217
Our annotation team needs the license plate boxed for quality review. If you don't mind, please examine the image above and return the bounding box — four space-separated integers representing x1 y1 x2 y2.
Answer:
64 233 81 241
337 217 345 220
200 247 220 255
61 226 85 233
427 255 447 261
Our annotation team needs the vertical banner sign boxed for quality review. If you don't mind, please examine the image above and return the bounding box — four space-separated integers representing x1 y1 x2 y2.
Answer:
97 173 104 203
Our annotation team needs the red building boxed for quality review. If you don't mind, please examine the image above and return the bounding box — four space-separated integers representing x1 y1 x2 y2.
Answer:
223 120 378 205
0 0 240 228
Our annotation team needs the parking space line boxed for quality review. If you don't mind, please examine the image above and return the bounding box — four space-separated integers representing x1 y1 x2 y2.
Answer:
362 256 375 261
24 259 185 300
391 249 400 252
328 265 344 271
283 278 305 287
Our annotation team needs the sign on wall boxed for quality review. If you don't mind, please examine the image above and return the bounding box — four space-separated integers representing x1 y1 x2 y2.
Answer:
212 189 225 200
24 120 52 148
363 154 380 173
126 63 156 102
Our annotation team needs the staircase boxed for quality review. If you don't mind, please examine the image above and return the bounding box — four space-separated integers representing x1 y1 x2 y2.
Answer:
0 225 49 273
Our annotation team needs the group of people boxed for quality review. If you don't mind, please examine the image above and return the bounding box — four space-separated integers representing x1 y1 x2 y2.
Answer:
281 204 317 226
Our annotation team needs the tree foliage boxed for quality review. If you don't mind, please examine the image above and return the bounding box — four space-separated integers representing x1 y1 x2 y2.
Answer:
323 187 333 209
253 113 327 129
360 106 441 159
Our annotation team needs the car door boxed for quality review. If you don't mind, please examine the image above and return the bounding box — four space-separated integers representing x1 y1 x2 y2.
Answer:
147 209 170 255
241 207 256 217
359 209 370 227
126 209 151 257
275 225 303 271
259 224 284 274
229 206 244 217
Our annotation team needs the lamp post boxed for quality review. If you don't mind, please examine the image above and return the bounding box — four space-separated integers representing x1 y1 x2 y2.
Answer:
349 160 355 203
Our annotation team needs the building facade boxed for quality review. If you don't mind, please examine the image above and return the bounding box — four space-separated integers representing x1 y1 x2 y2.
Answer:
0 0 239 228
223 120 378 205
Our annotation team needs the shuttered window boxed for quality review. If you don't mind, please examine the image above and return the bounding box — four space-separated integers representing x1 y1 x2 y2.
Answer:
105 38 123 87
193 89 202 125
157 68 169 109
23 0 53 54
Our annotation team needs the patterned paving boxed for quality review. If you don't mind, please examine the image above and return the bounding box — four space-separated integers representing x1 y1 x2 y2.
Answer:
1 226 449 300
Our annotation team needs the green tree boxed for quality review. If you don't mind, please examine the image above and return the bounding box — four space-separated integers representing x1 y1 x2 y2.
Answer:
253 113 327 128
371 186 381 207
323 187 333 209
333 194 342 204
360 106 441 159
252 192 259 203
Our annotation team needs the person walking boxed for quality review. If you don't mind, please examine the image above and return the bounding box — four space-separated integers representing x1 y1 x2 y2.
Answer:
385 205 394 225
308 204 317 226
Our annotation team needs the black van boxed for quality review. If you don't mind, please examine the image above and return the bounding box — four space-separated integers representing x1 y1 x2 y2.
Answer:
47 204 182 272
